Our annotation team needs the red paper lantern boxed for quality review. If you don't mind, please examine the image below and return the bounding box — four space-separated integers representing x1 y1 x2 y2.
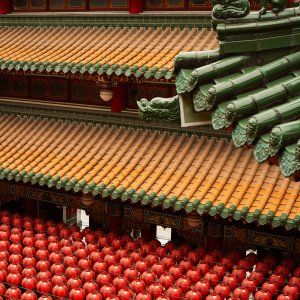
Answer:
93 261 108 274
169 265 183 280
100 284 116 299
52 285 68 298
22 267 36 278
118 287 134 300
185 289 202 300
145 254 159 267
36 280 52 294
90 251 103 264
23 256 37 268
0 270 7 282
83 281 98 294
80 269 96 283
156 246 167 259
9 242 23 254
135 291 152 300
289 276 300 290
140 270 156 285
282 284 299 299
64 255 78 267
249 271 265 286
96 271 112 286
5 287 22 299
152 262 166 277
148 282 164 298
214 283 231 299
170 249 183 262
36 271 52 281
21 291 38 300
231 267 247 282
141 244 152 257
206 293 222 300
176 276 192 293
254 290 272 300
135 259 149 273
256 262 270 274
76 248 88 260
102 246 114 256
119 257 133 270
187 251 201 266
67 277 83 291
115 249 128 260
159 273 175 289
223 274 239 290
21 276 37 290
166 286 183 300
86 292 103 300
241 278 258 293
108 263 123 278
0 283 5 296
7 272 22 286
104 254 117 267
186 268 201 284
161 256 175 270
9 253 22 264
204 271 220 287
130 279 146 294
36 260 50 272
49 252 62 264
66 266 81 279
196 262 210 276
112 275 129 291
233 286 250 300
275 265 290 278
179 259 193 273
69 287 86 300
124 267 139 282
50 262 65 275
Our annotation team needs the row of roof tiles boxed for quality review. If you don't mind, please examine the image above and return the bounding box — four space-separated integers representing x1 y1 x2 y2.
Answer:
175 49 300 178
0 26 217 79
0 114 299 230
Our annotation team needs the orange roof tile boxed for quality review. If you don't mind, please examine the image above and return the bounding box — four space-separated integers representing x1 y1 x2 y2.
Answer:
0 114 299 229
0 26 217 79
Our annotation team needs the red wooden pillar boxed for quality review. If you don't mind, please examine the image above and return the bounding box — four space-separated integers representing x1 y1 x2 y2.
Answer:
141 224 156 241
0 0 11 14
128 0 144 14
205 220 224 251
108 203 124 235
111 83 126 112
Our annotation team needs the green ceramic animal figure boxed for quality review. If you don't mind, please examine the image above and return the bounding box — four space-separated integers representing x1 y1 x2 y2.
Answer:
137 95 180 122
259 0 287 15
212 0 250 19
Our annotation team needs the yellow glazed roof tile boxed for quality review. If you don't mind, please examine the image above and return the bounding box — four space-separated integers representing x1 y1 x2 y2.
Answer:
0 114 299 229
0 26 217 79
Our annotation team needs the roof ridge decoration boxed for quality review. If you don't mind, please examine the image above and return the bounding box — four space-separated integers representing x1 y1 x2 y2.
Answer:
138 2 300 178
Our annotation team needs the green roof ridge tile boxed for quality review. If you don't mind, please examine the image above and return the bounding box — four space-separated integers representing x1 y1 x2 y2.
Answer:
224 76 300 126
121 188 136 202
23 171 35 183
0 168 10 180
162 196 177 209
47 175 60 188
174 197 189 211
254 134 271 163
269 120 300 157
115 64 129 76
101 185 115 198
85 182 98 194
73 180 87 193
15 170 27 182
212 103 228 130
106 64 120 76
31 173 43 185
56 177 69 189
65 178 78 191
185 199 200 213
88 63 101 74
7 169 19 181
141 191 156 205
111 186 125 200
38 174 51 186
232 120 248 147
246 97 300 144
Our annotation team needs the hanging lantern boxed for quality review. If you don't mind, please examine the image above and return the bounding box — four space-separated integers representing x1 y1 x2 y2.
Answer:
186 212 202 228
100 89 113 102
81 195 95 207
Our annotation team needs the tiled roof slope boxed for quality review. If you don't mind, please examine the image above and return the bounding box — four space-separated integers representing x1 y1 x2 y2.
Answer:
1 114 300 230
175 42 300 176
0 26 217 80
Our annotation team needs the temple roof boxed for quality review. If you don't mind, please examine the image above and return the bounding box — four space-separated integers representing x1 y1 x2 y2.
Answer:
174 9 300 177
1 113 300 230
0 26 217 80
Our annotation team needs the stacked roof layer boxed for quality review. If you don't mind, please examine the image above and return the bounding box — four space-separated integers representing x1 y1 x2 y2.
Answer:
0 26 217 79
175 9 300 177
0 114 299 230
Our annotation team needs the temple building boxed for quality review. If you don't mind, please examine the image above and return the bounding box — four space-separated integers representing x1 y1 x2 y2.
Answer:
0 1 299 299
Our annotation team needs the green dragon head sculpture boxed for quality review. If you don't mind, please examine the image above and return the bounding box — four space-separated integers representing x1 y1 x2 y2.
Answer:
137 95 180 122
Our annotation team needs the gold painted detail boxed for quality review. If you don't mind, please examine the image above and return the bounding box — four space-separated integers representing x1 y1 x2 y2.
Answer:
26 187 69 205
